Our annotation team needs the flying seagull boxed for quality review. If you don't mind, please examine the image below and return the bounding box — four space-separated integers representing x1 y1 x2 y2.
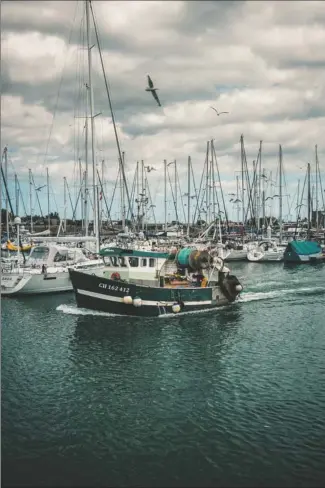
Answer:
144 166 156 173
35 185 47 191
210 107 229 116
265 196 273 201
145 75 161 107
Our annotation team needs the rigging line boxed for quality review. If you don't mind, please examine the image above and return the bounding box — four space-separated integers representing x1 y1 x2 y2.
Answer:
176 165 187 223
108 165 121 217
190 160 201 224
39 1 79 171
193 143 208 224
212 140 229 227
89 2 134 224
97 169 117 235
167 166 179 223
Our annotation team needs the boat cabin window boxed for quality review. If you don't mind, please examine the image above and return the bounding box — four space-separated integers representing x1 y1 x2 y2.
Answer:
103 256 111 266
54 251 68 262
141 258 147 267
110 256 119 267
67 251 76 261
118 256 127 267
149 258 155 267
129 257 139 267
29 246 49 261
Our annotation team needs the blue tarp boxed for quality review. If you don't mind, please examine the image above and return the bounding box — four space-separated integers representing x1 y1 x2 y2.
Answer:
287 241 321 255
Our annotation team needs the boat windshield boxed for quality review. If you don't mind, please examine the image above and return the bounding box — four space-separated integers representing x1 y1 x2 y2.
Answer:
28 246 50 261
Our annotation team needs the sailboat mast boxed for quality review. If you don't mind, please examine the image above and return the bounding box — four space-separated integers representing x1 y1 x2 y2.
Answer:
279 145 283 244
15 173 19 217
141 160 145 231
46 167 50 233
187 156 191 237
84 95 89 237
240 135 245 233
315 144 319 230
307 162 311 237
236 175 240 224
164 160 167 231
4 147 9 237
86 0 99 251
79 159 84 231
29 168 33 234
63 177 67 232
121 152 126 230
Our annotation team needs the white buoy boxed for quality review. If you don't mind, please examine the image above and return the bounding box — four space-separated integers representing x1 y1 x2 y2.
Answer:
133 297 142 307
172 303 181 313
123 296 133 304
235 284 243 292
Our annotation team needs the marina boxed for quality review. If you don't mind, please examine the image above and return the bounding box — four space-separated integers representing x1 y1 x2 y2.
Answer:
1 0 325 487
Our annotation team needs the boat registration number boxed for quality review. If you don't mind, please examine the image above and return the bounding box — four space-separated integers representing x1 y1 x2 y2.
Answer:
99 283 130 294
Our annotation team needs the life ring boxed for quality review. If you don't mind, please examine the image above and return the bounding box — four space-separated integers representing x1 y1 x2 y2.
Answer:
111 271 121 281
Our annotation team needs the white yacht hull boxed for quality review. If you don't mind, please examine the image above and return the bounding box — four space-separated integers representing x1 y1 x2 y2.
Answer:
1 264 105 296
247 250 284 262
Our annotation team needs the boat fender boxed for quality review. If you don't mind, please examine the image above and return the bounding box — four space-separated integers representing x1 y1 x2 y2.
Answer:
133 297 142 307
123 296 133 305
235 284 243 292
111 272 121 281
172 303 181 313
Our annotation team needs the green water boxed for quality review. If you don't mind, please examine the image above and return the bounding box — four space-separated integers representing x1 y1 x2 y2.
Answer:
2 262 325 487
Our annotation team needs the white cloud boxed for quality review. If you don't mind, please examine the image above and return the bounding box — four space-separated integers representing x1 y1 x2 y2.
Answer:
1 0 325 224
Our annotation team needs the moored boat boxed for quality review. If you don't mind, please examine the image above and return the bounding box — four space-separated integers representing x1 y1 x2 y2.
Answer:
283 240 323 263
68 247 243 317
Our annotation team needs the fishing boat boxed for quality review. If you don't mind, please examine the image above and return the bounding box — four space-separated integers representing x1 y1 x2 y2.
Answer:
1 242 103 296
283 240 323 263
68 247 243 317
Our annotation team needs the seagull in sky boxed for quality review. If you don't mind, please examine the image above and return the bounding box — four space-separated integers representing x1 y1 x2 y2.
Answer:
295 204 305 209
228 193 236 196
265 196 273 201
210 107 229 116
144 165 156 173
35 185 47 191
145 75 161 107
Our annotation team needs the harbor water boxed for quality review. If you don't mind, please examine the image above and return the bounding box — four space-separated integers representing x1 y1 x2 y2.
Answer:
2 262 325 487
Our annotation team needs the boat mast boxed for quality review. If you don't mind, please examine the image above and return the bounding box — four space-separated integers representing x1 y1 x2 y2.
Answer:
63 176 67 233
164 159 167 231
240 135 245 239
257 140 262 233
84 90 89 237
187 156 191 237
79 159 84 231
236 175 240 224
4 147 9 238
174 160 177 224
120 151 125 231
46 167 50 233
29 168 33 234
86 0 99 252
307 162 311 238
279 144 283 244
15 173 19 217
315 144 319 230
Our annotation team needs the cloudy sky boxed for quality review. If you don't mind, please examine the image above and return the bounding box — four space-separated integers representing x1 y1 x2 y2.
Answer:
1 0 325 225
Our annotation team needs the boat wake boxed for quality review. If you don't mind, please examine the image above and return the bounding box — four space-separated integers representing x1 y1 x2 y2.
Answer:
56 304 124 317
239 286 325 303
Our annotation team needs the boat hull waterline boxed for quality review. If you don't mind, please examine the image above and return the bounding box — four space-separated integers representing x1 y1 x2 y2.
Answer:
69 269 242 317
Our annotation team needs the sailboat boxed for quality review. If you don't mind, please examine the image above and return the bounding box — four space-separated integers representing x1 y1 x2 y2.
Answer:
284 163 323 263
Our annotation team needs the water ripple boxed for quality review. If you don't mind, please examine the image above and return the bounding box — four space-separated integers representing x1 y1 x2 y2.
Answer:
2 263 325 487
